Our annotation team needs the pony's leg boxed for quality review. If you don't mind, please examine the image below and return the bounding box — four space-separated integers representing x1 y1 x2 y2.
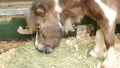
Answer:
101 27 116 68
90 29 105 58
35 31 53 54
96 19 116 68
90 23 116 68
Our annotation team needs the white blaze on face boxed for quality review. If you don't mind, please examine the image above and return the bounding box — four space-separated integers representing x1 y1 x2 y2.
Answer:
54 0 63 29
54 0 62 13
95 0 117 31
35 31 44 49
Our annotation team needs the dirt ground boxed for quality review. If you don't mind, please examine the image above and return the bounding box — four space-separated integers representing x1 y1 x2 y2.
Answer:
0 31 120 68
0 1 32 9
0 41 27 54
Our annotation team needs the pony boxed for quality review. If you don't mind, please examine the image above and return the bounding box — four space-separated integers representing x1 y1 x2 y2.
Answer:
18 0 120 68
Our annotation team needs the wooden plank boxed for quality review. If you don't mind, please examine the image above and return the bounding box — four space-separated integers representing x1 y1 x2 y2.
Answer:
0 8 29 15
0 1 32 5
0 0 33 2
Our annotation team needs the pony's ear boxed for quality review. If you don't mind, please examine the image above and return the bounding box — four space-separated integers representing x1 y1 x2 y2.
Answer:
36 6 46 16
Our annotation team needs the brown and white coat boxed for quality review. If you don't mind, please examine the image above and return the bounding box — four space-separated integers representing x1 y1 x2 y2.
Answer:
18 0 120 68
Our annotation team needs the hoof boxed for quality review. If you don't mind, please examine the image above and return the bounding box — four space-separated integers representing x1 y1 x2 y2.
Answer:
89 50 103 58
101 60 114 68
35 45 53 54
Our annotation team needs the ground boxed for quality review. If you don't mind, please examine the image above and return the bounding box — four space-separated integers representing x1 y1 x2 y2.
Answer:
0 31 120 68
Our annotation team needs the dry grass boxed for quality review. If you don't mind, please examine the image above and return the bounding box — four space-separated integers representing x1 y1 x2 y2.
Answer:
1 33 120 68
5 38 101 68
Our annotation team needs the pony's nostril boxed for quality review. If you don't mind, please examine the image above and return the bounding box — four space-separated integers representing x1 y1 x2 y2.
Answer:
35 44 53 54
44 47 53 54
38 46 53 54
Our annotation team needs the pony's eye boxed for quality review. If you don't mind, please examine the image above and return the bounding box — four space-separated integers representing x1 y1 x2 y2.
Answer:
36 7 46 16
